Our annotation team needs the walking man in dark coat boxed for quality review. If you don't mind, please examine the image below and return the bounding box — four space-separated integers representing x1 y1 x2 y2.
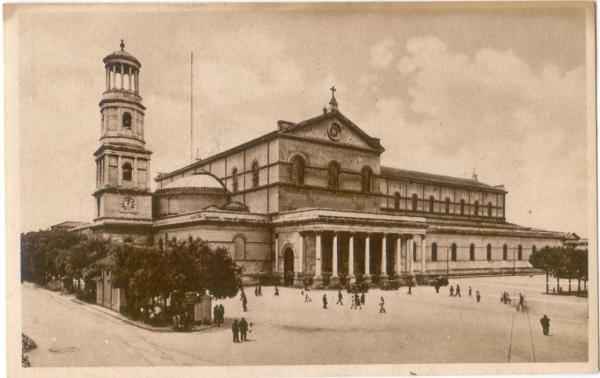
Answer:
214 305 220 327
379 296 386 313
322 293 328 309
449 285 454 296
274 286 279 296
476 290 481 303
239 317 249 341
336 289 344 305
540 314 551 336
219 304 225 326
456 284 461 297
468 286 472 297
242 295 248 312
232 319 240 343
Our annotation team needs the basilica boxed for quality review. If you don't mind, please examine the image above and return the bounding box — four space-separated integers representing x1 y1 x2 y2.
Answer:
78 42 567 298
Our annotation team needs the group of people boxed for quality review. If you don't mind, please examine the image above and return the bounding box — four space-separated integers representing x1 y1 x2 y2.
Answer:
213 303 225 327
231 317 250 343
448 284 481 302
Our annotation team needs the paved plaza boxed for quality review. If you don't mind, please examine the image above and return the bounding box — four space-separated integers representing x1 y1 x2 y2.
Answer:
22 275 588 366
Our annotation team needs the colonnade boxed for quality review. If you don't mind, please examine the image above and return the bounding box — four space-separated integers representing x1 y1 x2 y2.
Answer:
105 63 139 93
275 231 427 286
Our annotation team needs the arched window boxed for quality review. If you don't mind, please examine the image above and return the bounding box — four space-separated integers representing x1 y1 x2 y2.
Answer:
431 243 438 262
328 161 340 190
445 197 451 214
232 168 239 192
460 199 465 215
469 243 475 261
474 201 479 216
451 243 457 261
361 166 372 193
122 112 132 129
290 155 305 185
502 244 508 260
411 194 418 211
517 245 523 260
251 160 259 188
122 162 132 181
429 196 435 212
394 192 401 210
487 202 493 217
233 235 246 260
486 244 492 261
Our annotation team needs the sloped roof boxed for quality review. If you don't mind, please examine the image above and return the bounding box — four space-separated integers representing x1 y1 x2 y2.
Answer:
162 173 226 190
381 166 506 193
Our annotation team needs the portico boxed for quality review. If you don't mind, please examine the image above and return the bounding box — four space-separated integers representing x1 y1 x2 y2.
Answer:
273 208 428 288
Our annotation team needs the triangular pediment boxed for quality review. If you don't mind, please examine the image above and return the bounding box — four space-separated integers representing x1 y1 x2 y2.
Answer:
280 110 384 153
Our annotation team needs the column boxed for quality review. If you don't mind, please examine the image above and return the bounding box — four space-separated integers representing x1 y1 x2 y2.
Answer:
315 233 322 277
381 234 387 276
120 64 124 89
105 68 109 90
298 233 304 273
348 234 354 277
274 235 279 273
117 155 122 186
420 235 426 273
408 237 414 274
332 233 338 278
128 66 132 91
365 235 371 276
396 236 402 274
134 71 139 94
133 158 138 187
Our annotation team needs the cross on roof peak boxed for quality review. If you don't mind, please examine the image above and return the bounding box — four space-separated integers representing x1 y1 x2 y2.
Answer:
328 85 338 110
120 39 125 51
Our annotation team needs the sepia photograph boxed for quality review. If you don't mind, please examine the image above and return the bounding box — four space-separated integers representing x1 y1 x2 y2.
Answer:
4 2 598 377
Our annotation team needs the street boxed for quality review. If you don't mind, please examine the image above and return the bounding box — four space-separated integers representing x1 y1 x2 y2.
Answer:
22 275 588 366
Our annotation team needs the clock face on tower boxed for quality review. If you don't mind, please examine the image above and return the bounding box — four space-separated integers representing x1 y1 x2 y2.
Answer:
121 196 136 211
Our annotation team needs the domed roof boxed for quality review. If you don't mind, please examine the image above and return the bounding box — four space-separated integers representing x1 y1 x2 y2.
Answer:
103 40 141 68
162 173 225 191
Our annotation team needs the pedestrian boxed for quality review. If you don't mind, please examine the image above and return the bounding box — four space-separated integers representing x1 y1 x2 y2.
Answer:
219 304 225 326
274 286 279 296
379 296 386 314
350 293 356 309
361 292 365 305
518 293 524 311
408 282 412 295
456 284 461 297
239 317 249 342
468 286 472 297
258 284 262 296
476 290 481 303
232 319 240 343
254 285 258 297
434 283 440 294
242 295 248 312
322 293 328 309
214 305 220 327
449 285 454 296
540 314 550 336
356 293 362 310
337 289 344 305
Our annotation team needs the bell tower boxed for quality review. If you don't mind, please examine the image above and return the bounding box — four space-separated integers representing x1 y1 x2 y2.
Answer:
93 40 153 230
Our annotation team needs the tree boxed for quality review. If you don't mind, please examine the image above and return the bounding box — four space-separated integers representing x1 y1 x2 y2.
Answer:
529 246 552 293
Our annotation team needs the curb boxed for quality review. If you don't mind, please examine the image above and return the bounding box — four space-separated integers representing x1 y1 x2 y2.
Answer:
68 295 217 333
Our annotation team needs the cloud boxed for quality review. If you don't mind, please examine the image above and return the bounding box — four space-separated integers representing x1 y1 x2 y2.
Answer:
370 38 396 69
359 36 588 235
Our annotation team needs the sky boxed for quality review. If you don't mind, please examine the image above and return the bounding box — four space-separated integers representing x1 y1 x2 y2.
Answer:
11 3 593 237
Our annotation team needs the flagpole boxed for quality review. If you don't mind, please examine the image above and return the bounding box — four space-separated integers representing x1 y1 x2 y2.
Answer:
190 51 194 162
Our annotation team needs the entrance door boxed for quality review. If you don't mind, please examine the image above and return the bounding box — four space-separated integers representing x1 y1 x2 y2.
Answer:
283 248 294 286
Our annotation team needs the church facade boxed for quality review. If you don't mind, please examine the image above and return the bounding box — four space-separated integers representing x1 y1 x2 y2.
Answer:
80 42 567 289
